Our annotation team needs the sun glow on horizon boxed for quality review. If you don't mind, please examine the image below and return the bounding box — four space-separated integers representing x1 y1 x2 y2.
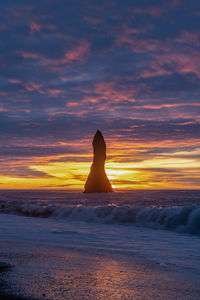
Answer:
0 146 200 190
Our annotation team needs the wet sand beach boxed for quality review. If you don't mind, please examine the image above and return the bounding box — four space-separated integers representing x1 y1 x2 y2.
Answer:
0 263 32 300
0 213 200 299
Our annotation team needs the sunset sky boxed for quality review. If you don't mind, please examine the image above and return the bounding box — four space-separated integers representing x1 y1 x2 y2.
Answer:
0 0 200 190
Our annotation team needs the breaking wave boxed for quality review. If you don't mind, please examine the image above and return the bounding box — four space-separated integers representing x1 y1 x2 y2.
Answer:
1 202 200 235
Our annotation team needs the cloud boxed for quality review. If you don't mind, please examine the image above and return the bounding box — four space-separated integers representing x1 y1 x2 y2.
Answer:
0 166 54 178
19 40 90 72
8 78 22 84
0 0 200 188
29 21 56 35
29 21 41 34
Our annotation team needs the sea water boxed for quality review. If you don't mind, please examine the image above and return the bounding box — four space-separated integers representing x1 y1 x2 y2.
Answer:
0 189 200 235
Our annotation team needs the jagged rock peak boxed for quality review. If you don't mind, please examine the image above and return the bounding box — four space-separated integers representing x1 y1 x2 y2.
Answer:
93 130 105 146
84 130 113 193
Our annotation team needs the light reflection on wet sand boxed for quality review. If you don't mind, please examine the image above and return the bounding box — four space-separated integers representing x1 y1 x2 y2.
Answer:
0 213 200 300
2 249 200 300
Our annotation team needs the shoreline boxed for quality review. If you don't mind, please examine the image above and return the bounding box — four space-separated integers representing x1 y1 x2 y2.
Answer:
0 213 200 299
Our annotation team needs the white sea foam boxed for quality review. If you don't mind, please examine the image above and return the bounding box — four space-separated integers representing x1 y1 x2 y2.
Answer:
1 201 200 235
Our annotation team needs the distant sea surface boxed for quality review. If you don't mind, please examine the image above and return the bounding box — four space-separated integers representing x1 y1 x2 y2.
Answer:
0 189 200 235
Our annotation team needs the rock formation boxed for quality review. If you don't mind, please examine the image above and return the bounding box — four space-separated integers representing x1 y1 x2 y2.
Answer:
84 130 113 193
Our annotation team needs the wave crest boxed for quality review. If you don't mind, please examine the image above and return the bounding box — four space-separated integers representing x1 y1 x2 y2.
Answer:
1 202 200 235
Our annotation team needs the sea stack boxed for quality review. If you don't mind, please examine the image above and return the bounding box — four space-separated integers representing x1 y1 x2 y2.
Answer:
84 130 113 193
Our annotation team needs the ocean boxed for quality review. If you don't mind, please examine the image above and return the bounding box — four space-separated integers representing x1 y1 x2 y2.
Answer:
0 189 200 235
0 190 200 299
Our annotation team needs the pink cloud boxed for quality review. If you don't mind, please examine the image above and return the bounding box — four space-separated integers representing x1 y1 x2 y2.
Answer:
64 41 90 62
60 76 69 82
0 107 8 112
44 24 56 31
29 21 56 35
138 68 171 79
122 24 148 35
29 21 41 34
25 84 65 98
176 31 200 46
0 92 8 96
47 89 64 97
25 83 44 94
47 108 90 117
66 102 80 107
78 80 139 108
116 27 199 59
20 41 90 71
84 16 104 26
137 46 200 79
169 0 182 8
154 51 200 77
116 28 169 53
134 102 200 110
43 41 90 70
21 52 43 60
8 78 22 84
132 6 163 17
15 108 31 113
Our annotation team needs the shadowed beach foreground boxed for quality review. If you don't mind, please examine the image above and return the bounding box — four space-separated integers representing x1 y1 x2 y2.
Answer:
0 263 31 300
0 213 200 300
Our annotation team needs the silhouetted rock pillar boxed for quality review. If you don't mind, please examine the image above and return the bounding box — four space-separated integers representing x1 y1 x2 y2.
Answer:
84 130 113 193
